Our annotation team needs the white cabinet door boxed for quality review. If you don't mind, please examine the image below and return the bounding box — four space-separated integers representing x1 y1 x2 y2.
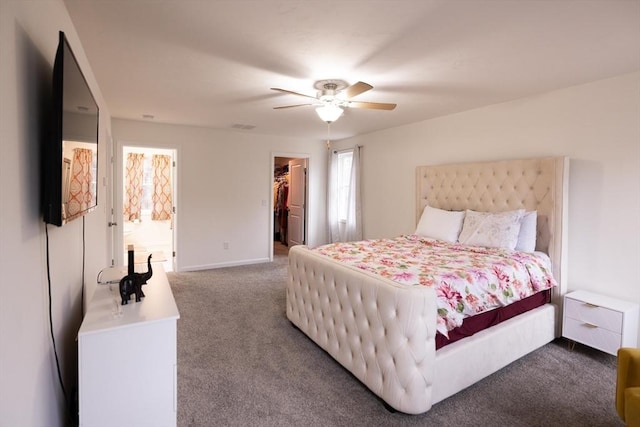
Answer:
288 158 307 246
79 321 177 427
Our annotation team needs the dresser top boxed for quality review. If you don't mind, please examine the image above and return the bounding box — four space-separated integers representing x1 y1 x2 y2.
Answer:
78 264 180 336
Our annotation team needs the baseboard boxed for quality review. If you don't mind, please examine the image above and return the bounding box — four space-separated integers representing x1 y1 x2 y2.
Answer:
179 257 271 272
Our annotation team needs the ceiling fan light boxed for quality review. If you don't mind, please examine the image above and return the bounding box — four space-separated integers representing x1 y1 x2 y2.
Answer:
316 104 343 123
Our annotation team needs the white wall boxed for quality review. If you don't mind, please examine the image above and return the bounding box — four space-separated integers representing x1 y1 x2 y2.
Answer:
112 119 328 271
0 1 111 426
334 72 640 342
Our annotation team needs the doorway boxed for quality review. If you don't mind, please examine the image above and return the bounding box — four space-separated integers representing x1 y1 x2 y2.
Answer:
272 155 308 260
121 146 176 272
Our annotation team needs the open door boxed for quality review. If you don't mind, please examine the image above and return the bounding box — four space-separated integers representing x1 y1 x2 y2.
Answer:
121 146 177 272
287 158 307 247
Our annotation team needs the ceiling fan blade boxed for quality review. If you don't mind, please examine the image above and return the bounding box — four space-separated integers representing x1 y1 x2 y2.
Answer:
347 101 396 110
270 88 317 100
273 103 314 109
344 81 373 99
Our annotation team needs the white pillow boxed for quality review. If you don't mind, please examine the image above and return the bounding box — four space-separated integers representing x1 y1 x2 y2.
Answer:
515 211 537 252
415 205 465 243
458 209 525 250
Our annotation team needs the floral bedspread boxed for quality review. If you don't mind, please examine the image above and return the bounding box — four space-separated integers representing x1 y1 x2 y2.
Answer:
312 235 557 337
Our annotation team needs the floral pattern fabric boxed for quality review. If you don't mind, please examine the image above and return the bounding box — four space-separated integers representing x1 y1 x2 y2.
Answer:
312 235 557 337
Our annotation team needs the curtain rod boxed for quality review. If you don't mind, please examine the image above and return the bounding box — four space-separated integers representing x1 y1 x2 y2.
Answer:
332 145 362 154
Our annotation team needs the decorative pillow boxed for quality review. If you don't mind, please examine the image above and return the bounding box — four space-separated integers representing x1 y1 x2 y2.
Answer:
415 205 465 243
515 211 537 252
458 209 525 250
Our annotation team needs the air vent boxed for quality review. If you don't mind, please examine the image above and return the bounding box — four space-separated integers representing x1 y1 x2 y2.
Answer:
231 123 256 130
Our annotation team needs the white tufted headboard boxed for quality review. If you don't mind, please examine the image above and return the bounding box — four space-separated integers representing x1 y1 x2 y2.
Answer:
416 157 569 299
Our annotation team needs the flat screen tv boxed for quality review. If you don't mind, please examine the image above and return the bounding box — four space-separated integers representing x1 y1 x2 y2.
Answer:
43 31 99 226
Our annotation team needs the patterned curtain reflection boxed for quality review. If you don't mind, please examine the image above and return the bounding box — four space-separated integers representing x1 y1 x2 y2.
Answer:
124 153 145 221
152 155 173 221
67 148 94 219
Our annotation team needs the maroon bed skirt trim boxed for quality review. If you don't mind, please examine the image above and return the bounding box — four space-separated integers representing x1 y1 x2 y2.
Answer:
435 289 552 350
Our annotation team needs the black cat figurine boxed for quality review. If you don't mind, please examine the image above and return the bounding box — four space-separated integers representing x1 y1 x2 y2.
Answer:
119 254 153 305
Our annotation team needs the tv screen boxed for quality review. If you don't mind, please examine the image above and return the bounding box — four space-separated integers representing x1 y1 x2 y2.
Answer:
43 31 99 226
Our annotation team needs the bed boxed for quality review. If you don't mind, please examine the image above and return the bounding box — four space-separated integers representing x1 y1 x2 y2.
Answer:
286 156 569 414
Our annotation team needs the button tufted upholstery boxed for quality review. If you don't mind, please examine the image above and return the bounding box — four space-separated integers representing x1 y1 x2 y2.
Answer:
287 247 438 414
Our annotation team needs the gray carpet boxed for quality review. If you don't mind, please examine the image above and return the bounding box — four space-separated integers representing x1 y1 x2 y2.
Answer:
167 244 623 426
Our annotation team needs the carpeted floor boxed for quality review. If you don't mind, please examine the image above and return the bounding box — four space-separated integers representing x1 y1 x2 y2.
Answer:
167 245 623 427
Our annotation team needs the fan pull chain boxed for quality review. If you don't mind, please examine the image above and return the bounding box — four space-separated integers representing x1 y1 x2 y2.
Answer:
326 123 331 150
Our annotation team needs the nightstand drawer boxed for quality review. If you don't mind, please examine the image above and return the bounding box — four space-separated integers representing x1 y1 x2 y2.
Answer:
564 297 623 333
563 317 621 355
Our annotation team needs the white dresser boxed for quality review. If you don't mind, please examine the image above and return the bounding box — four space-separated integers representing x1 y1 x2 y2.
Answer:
78 265 180 427
562 290 639 356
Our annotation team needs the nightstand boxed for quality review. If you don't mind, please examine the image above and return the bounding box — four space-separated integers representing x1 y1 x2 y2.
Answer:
562 290 639 356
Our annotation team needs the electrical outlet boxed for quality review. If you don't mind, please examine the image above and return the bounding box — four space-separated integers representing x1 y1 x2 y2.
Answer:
223 242 229 250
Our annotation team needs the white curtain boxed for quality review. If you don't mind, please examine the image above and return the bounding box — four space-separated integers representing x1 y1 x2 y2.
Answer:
327 146 362 243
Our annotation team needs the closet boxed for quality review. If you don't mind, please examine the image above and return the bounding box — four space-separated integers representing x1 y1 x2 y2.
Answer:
273 156 308 250
273 162 289 245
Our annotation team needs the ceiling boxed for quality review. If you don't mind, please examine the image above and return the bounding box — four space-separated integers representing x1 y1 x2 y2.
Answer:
63 0 640 142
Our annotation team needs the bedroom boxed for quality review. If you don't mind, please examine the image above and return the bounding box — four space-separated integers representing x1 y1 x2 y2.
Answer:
1 1 638 426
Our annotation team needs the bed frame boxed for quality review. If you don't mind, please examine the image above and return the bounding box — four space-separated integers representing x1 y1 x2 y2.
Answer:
286 157 569 414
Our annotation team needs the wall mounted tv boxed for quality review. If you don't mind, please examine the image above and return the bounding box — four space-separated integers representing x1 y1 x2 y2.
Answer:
43 31 99 226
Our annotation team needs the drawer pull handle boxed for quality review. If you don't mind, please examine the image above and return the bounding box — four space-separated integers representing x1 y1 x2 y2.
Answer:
583 322 598 329
584 303 599 308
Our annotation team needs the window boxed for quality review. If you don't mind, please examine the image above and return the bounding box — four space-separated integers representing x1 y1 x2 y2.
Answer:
336 150 353 222
328 146 361 243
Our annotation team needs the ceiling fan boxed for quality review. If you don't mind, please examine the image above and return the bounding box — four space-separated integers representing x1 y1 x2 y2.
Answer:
271 80 396 123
